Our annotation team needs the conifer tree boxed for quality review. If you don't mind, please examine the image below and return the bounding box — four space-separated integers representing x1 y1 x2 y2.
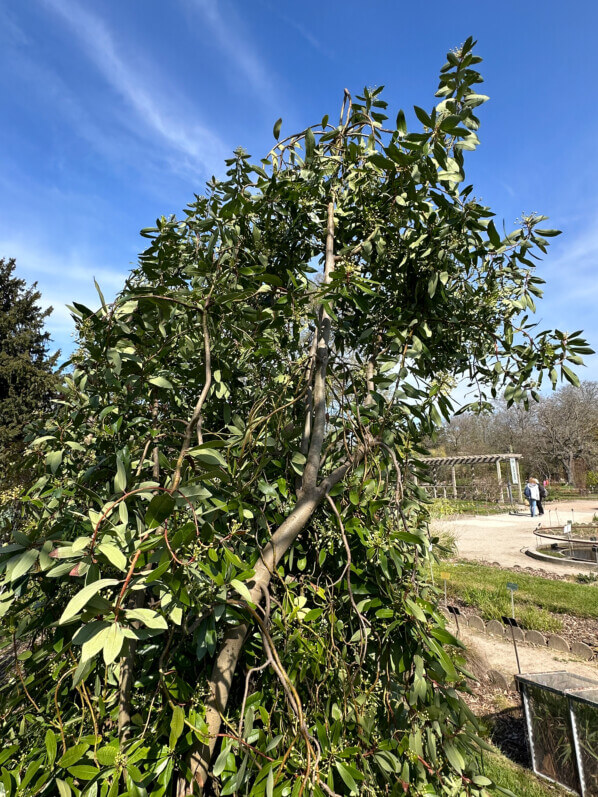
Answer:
0 257 59 485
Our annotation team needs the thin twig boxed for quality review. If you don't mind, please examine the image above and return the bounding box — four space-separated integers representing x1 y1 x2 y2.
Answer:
172 303 212 490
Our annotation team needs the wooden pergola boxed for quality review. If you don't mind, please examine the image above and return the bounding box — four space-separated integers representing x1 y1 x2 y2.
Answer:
421 453 523 502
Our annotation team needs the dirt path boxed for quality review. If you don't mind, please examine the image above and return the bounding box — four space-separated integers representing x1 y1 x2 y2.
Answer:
461 626 598 683
433 499 598 575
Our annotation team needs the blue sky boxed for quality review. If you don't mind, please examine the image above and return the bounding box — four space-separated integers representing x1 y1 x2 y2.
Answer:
2 0 597 384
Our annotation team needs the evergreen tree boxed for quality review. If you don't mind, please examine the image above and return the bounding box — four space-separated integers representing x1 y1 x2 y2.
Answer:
0 257 59 483
0 42 590 796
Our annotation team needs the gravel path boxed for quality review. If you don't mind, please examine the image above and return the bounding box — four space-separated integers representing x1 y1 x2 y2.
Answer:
433 500 598 575
461 625 598 682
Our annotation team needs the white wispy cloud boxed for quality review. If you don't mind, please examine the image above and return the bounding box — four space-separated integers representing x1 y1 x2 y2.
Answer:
1 235 129 357
0 6 29 46
187 0 280 106
256 0 332 58
1 236 126 291
44 0 228 177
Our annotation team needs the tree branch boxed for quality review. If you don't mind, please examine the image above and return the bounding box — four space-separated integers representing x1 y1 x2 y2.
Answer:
172 303 211 491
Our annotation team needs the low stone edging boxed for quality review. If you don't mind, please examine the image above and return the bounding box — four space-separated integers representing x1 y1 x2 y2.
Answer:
442 608 596 661
524 547 598 572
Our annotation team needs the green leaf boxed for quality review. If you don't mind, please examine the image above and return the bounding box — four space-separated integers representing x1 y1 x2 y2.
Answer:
444 743 464 773
561 364 580 386
125 608 168 630
59 579 119 625
94 277 107 308
169 706 185 749
487 220 501 247
145 493 175 530
187 446 227 467
76 622 111 662
414 105 432 127
335 762 358 794
396 109 407 134
47 450 63 474
535 228 561 237
149 376 174 390
213 743 231 777
305 127 315 160
97 543 127 572
428 273 438 298
230 579 253 603
56 779 72 797
114 455 127 493
45 729 58 767
58 743 89 768
96 745 118 766
67 765 100 780
9 548 39 582
273 118 282 140
103 623 125 665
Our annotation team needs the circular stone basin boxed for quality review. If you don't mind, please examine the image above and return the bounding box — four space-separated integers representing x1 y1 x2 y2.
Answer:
538 544 598 563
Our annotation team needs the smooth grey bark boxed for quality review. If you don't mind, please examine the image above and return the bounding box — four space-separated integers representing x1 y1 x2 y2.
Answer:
186 201 340 793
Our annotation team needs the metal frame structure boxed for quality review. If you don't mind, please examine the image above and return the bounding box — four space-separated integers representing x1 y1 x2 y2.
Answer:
421 453 524 502
516 671 598 796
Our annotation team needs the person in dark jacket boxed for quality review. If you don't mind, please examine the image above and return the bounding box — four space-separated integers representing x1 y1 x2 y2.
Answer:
536 479 547 516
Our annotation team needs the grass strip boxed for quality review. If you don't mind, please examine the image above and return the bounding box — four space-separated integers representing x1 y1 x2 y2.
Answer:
434 561 598 623
479 750 568 796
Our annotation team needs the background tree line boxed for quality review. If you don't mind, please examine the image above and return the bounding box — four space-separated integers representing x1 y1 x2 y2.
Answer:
434 381 598 486
0 257 59 496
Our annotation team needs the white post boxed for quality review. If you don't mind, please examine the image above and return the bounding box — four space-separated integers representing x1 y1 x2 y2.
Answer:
516 460 523 502
496 460 504 503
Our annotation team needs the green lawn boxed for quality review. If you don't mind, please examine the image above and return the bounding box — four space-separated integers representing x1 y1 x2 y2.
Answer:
431 498 510 518
434 561 598 627
479 751 568 796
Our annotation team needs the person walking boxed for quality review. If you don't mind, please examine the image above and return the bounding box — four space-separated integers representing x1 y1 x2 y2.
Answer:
524 477 540 517
536 478 547 516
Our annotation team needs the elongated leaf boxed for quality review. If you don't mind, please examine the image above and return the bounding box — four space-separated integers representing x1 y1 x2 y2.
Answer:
396 109 407 134
149 376 174 390
187 447 226 467
212 743 231 777
97 543 127 572
68 765 100 780
56 779 72 797
45 729 57 767
335 762 358 794
487 219 501 247
169 706 185 749
145 493 175 530
125 608 168 630
94 277 107 308
47 450 63 474
59 579 119 625
58 743 89 768
273 117 282 140
76 621 111 662
305 127 315 160
230 579 253 603
9 549 39 582
114 455 127 493
103 623 125 665
561 364 580 386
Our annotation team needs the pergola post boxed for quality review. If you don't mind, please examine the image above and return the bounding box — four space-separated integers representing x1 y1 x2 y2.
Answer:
451 465 457 499
496 460 504 503
516 460 523 502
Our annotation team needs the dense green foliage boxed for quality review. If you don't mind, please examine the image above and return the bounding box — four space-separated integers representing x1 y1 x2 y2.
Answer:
0 40 590 796
0 257 59 487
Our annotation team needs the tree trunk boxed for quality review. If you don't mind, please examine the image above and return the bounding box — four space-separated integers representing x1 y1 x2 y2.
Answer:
185 201 340 793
